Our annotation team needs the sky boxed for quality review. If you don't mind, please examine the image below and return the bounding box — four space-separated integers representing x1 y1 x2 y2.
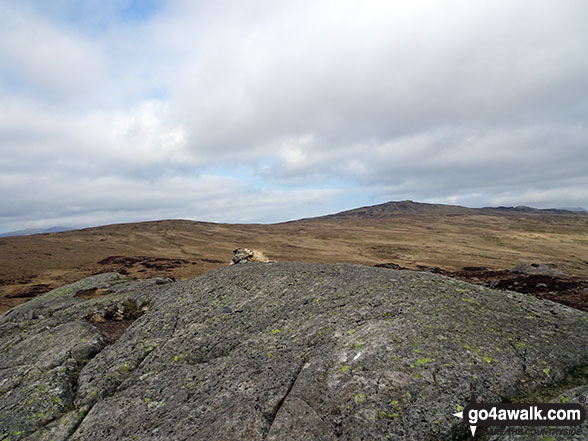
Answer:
1 0 587 232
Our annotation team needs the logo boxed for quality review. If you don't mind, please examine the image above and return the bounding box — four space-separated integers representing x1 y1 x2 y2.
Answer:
453 384 586 437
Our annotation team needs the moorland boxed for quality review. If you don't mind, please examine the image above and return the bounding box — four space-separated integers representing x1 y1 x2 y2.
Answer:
1 200 587 314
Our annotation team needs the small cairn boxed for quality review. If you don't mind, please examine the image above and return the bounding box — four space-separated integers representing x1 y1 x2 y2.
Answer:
230 248 272 265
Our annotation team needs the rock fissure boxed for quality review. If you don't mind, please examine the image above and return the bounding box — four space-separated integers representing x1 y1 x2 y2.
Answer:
108 349 157 397
300 396 332 432
64 403 96 441
169 314 180 338
1 264 587 440
25 344 111 436
134 345 160 373
508 341 527 373
264 360 306 439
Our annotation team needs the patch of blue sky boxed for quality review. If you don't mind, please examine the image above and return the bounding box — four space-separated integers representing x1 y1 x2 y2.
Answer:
274 175 359 191
33 0 163 35
0 70 28 96
143 85 169 101
207 165 264 187
208 160 355 190
319 177 357 190
118 0 162 23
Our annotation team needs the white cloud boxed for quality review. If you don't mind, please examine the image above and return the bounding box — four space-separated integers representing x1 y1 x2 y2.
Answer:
0 98 192 172
1 0 587 232
0 3 110 101
0 168 344 231
170 0 588 147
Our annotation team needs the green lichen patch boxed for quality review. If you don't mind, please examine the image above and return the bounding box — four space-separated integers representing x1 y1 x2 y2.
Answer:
506 364 588 403
1 263 587 441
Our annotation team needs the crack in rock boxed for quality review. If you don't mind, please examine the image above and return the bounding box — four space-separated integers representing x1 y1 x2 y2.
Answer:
2 264 587 441
264 360 306 439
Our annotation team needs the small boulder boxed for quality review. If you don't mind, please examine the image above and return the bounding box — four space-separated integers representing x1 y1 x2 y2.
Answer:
230 248 272 265
511 263 566 276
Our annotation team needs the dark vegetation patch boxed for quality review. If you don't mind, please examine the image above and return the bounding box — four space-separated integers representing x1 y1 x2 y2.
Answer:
450 268 588 312
141 257 189 270
97 256 144 266
200 258 225 264
461 266 488 272
0 275 33 285
376 262 588 311
374 262 401 269
485 274 581 294
6 283 52 299
97 255 191 272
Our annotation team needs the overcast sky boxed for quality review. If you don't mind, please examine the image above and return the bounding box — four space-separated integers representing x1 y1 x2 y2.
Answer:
1 0 587 232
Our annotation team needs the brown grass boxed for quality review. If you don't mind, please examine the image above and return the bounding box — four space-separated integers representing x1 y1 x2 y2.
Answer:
1 210 588 314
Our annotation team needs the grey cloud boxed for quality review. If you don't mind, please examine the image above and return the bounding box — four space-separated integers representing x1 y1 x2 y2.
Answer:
0 169 343 231
0 4 110 101
260 123 588 209
171 0 588 151
1 0 587 232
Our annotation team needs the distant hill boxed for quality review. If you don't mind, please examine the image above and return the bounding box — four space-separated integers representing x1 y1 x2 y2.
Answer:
308 200 587 220
299 200 474 221
557 207 587 213
1 200 588 314
0 226 72 237
482 205 588 215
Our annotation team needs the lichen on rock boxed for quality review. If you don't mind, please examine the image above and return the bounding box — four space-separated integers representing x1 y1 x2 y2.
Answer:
0 263 586 440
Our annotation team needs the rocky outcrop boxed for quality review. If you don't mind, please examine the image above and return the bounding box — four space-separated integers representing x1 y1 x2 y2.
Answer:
510 263 566 277
1 263 587 440
230 248 271 264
